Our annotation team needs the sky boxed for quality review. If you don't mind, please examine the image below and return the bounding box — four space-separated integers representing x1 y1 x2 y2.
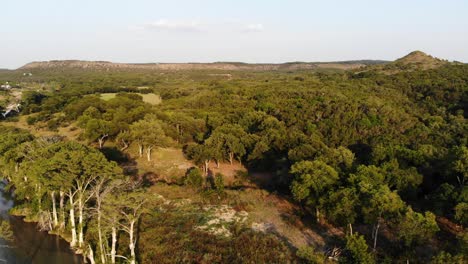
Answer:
1 0 467 69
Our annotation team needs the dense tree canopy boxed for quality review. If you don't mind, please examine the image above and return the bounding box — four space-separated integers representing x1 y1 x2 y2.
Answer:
0 61 467 262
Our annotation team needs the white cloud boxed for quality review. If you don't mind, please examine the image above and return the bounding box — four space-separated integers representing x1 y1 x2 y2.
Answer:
132 20 265 34
245 23 264 32
140 19 202 32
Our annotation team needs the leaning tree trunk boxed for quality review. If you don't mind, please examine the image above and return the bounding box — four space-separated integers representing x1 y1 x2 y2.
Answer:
51 191 58 228
69 191 77 247
316 207 320 223
88 244 96 264
120 139 129 151
98 134 108 149
373 221 380 251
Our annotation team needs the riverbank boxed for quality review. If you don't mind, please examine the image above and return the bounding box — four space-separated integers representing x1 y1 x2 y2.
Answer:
0 184 83 264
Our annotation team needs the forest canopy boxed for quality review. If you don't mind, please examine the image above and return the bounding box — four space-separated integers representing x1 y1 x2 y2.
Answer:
0 60 466 263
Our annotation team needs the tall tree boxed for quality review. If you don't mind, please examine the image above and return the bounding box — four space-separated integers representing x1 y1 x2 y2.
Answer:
130 117 172 161
290 160 339 222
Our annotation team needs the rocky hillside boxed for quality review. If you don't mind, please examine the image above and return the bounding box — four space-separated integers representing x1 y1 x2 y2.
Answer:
19 60 385 71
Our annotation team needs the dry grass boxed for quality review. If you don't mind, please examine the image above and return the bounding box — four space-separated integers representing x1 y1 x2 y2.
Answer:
146 175 329 250
100 93 117 101
140 93 162 105
208 161 248 185
227 188 329 249
1 115 82 140
125 145 193 181
100 93 162 105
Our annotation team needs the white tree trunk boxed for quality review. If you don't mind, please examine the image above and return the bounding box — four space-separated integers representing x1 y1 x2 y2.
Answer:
129 220 136 264
97 210 106 264
98 134 108 149
120 140 129 151
373 222 380 251
51 191 58 228
316 207 320 223
78 194 84 248
138 144 143 157
146 146 153 161
204 160 210 176
59 191 65 230
88 244 96 264
229 152 234 165
69 192 77 247
111 226 117 264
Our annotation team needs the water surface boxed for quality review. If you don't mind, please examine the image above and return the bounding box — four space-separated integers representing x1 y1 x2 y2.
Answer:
0 182 83 263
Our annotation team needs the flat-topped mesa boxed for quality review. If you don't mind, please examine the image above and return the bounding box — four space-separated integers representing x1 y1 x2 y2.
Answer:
18 60 380 71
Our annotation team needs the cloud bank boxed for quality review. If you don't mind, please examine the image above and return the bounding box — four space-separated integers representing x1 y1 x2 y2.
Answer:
141 19 202 32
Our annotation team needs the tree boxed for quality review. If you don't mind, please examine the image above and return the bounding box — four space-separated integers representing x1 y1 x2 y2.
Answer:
0 220 14 243
290 160 339 222
214 173 225 194
398 208 439 247
205 124 251 165
380 159 423 192
37 142 120 249
81 118 117 149
296 246 326 264
184 167 204 189
185 143 214 176
322 187 359 234
318 146 355 172
92 175 123 264
431 252 466 264
363 185 405 250
350 165 406 250
115 130 132 151
130 117 172 161
451 146 468 187
111 188 149 264
339 233 375 264
455 202 468 225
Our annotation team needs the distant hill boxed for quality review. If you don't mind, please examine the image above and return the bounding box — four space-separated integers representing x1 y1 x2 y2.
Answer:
354 51 453 75
393 50 449 69
18 60 387 72
17 51 460 73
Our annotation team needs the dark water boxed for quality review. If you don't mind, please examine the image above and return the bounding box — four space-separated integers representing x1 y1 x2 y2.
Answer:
0 183 83 263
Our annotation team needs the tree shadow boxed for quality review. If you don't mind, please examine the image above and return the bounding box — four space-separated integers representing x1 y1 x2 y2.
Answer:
100 146 129 163
99 147 139 177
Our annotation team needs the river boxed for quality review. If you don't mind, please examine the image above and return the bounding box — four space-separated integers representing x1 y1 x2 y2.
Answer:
0 182 83 264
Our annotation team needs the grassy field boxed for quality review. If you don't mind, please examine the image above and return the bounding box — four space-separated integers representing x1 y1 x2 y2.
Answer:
100 92 162 105
100 93 117 101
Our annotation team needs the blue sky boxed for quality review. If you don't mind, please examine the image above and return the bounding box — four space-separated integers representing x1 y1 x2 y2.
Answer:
1 0 467 68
